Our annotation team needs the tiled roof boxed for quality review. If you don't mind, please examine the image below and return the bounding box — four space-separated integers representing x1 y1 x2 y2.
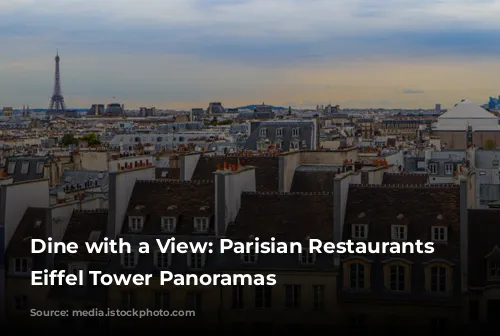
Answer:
228 192 334 241
381 172 429 185
58 209 109 262
290 170 337 192
155 167 180 179
343 185 461 261
122 180 215 235
468 209 500 287
6 207 48 257
191 156 279 191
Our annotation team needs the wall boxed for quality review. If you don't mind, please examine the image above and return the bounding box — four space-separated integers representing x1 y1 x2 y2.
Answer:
108 167 154 238
279 148 358 192
109 155 154 172
180 152 201 181
77 151 108 171
215 166 256 236
334 172 352 248
368 166 392 185
385 151 404 169
1 179 49 247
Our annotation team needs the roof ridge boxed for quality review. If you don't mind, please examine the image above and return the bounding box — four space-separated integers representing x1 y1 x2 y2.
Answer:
351 184 458 188
137 179 213 184
73 209 108 213
383 172 428 176
242 191 332 196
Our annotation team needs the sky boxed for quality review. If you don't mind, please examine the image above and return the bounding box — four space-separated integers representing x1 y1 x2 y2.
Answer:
1 0 500 110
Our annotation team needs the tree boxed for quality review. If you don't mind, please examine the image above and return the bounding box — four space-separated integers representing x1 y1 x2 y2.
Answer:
484 139 496 149
61 133 78 146
82 132 101 146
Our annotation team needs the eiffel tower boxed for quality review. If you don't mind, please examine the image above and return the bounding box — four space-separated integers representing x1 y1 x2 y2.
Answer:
48 50 66 115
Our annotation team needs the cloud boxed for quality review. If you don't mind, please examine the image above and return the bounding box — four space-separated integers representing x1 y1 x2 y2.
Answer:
1 0 500 108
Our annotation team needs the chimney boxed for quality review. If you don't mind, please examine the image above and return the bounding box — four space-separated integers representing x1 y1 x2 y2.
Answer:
333 172 352 267
459 177 468 293
214 165 256 237
44 208 54 269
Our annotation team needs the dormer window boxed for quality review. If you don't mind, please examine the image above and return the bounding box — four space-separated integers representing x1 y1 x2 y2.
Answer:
154 251 172 269
292 128 300 137
242 248 257 264
428 163 438 175
7 162 16 174
259 128 267 137
161 217 176 233
391 225 407 241
121 251 138 268
300 248 316 265
13 257 30 274
444 164 454 175
352 224 368 239
431 226 448 242
128 216 144 232
276 128 283 137
36 162 44 174
189 252 206 269
489 261 500 280
88 230 101 242
21 161 29 174
194 217 209 233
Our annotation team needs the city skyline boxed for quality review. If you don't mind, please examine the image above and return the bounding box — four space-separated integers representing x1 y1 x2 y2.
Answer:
1 0 500 109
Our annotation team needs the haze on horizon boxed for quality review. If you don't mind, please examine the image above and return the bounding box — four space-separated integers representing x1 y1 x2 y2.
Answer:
1 0 500 110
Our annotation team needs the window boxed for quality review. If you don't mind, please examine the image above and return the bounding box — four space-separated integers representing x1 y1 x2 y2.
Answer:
429 163 438 175
300 249 316 265
489 260 500 280
88 230 101 242
255 285 272 309
14 296 28 310
292 128 300 137
259 128 267 137
154 251 171 269
161 217 176 233
242 248 257 264
13 257 30 273
389 265 406 291
232 285 244 309
121 251 137 268
430 266 447 292
493 159 499 167
349 263 365 290
128 217 144 232
312 285 325 311
431 226 448 242
121 291 135 309
187 292 202 311
284 284 301 309
194 217 209 232
36 162 44 174
444 164 454 175
154 292 170 310
391 225 407 241
7 162 15 174
290 141 299 150
21 161 29 174
276 128 283 137
352 224 368 239
189 252 205 269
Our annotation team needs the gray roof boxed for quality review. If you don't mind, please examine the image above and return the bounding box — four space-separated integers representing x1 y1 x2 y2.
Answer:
5 156 48 182
50 170 109 195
